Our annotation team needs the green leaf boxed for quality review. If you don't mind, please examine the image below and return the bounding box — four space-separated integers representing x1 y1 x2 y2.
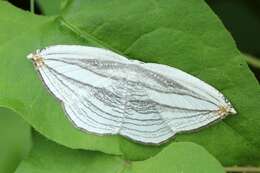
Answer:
0 108 31 173
15 133 225 173
36 0 68 15
0 0 260 165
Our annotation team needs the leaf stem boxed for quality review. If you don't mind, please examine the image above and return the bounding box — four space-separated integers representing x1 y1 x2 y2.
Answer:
244 54 260 69
30 0 35 14
225 166 260 172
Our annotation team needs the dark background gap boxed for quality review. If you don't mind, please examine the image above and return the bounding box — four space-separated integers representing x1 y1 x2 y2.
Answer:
7 0 42 14
6 0 260 81
206 0 260 81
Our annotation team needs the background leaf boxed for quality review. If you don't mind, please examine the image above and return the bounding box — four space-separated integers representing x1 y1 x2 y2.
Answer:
15 132 225 173
0 0 260 166
0 108 31 173
36 0 67 15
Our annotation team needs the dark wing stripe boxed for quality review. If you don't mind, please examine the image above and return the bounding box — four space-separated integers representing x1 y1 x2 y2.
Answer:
46 58 218 107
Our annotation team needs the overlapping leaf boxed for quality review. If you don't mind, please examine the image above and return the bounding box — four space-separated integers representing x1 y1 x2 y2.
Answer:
15 133 225 173
0 108 31 173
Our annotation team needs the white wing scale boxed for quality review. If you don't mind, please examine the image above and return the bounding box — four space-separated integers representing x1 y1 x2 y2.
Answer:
28 45 236 144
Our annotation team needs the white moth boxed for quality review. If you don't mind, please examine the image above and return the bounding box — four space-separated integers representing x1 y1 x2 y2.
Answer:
27 45 236 144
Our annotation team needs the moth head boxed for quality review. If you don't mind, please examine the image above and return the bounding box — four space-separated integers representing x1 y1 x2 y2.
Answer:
27 51 45 68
